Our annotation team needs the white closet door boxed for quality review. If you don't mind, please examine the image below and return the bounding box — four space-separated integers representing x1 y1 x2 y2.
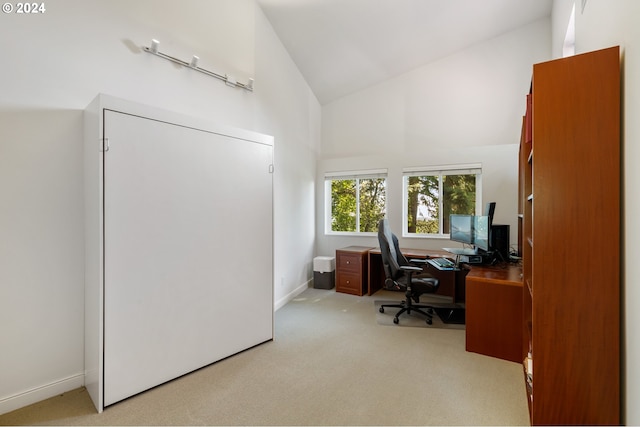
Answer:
103 110 273 406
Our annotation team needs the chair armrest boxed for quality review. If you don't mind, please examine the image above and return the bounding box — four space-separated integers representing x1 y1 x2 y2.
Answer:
400 265 422 272
408 258 428 265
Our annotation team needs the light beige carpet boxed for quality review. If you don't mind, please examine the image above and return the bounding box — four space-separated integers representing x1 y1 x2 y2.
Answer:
0 287 530 426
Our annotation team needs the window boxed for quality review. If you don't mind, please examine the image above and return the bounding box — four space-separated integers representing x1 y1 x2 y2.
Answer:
325 169 387 234
403 165 481 237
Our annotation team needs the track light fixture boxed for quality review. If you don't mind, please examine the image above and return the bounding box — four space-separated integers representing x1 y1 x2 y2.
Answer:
225 74 237 87
142 39 254 91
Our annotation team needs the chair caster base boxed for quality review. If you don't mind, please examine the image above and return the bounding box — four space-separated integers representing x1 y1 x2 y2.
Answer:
379 300 436 326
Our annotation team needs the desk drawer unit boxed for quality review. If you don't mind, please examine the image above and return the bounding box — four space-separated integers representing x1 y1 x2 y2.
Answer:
465 268 523 363
335 246 371 296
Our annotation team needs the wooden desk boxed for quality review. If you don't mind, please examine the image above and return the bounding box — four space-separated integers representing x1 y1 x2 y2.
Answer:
367 246 523 362
465 264 524 363
367 248 469 303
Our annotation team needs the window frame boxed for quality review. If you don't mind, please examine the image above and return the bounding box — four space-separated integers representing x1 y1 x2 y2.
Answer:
401 164 482 238
324 169 388 236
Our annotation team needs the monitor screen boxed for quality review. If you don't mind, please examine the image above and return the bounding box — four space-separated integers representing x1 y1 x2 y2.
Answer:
473 215 490 252
484 202 496 228
450 214 473 245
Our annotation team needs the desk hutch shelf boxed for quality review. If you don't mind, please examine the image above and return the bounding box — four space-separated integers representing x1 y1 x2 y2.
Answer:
519 46 620 425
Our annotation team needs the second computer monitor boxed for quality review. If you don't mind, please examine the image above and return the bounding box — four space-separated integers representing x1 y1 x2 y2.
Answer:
473 215 490 252
449 214 490 252
449 214 474 245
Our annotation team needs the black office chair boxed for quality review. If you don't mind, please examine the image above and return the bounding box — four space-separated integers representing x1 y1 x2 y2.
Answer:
377 219 439 325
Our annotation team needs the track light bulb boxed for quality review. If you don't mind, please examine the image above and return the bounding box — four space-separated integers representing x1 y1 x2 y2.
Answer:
150 39 159 54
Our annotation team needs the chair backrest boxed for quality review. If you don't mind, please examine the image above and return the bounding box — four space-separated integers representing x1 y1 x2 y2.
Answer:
378 219 409 282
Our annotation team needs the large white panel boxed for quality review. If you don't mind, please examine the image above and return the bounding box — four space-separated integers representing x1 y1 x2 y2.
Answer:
83 97 105 412
102 109 273 406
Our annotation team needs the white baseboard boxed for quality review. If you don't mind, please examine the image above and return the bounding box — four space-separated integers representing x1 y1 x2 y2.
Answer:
275 280 311 311
0 374 85 416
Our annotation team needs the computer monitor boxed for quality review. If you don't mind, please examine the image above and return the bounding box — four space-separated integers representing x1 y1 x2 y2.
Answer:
449 214 473 245
484 202 496 228
473 215 490 252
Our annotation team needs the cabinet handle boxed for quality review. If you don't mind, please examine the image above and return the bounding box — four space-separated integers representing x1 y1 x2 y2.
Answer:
346 261 350 264
100 138 110 152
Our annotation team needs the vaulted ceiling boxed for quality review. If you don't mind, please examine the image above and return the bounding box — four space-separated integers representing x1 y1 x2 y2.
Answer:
257 0 553 104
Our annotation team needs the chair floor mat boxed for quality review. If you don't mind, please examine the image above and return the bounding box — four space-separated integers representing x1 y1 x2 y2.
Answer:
432 306 466 324
374 300 465 329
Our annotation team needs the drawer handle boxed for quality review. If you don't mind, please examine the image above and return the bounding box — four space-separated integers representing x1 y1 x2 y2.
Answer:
346 261 350 264
346 280 350 284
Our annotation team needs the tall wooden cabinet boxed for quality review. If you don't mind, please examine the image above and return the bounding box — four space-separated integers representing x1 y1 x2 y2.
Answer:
520 46 620 425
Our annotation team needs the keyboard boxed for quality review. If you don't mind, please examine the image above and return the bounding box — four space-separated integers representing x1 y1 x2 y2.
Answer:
428 257 456 269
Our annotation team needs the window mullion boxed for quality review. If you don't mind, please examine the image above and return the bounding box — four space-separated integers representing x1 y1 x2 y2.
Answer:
439 174 444 235
355 178 360 232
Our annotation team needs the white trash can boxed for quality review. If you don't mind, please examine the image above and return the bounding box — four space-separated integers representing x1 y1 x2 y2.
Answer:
313 256 335 289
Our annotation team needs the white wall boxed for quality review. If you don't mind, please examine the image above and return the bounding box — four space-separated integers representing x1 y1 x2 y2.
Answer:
0 110 86 412
0 0 320 414
317 18 551 257
316 145 520 256
551 0 638 423
551 0 576 58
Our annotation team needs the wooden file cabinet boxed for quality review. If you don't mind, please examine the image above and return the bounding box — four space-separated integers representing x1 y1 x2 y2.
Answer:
335 246 371 296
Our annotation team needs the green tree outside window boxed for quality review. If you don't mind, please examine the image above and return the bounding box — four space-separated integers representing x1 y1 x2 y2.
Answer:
330 177 386 233
406 174 476 234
